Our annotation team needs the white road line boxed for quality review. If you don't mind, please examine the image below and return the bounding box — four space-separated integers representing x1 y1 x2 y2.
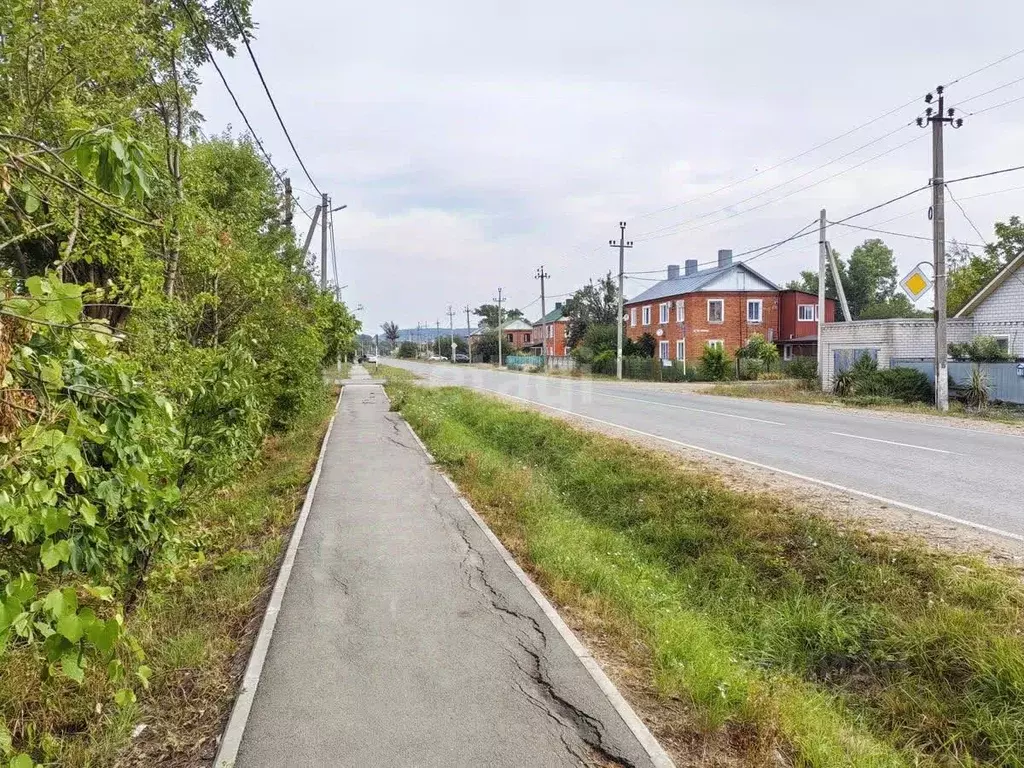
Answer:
468 385 1024 545
830 431 960 455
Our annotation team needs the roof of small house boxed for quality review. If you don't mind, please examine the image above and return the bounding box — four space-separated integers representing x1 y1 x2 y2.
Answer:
953 249 1024 318
626 262 780 305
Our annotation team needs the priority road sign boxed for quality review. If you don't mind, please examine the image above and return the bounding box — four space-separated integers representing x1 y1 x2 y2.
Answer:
900 265 932 302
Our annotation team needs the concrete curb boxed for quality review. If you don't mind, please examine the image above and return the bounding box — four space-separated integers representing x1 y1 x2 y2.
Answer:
213 389 343 768
395 398 676 768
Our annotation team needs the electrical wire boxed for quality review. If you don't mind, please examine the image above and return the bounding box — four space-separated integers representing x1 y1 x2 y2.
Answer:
944 45 1024 88
952 74 1024 109
946 164 1024 185
224 0 323 196
633 123 916 240
329 206 341 297
828 220 985 249
944 185 990 247
175 0 313 222
967 93 1024 117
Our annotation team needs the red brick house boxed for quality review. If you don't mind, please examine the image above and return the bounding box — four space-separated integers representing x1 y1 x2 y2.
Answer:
498 318 534 349
531 302 569 357
779 289 836 360
624 250 833 368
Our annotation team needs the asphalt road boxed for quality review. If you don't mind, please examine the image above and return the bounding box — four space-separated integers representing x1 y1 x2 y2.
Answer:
390 360 1024 542
235 380 658 768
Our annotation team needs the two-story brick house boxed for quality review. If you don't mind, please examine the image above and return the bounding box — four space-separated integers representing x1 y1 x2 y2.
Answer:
779 289 836 360
624 250 784 367
531 302 569 357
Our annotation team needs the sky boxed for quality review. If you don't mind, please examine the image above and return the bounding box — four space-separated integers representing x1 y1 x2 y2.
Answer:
194 0 1024 333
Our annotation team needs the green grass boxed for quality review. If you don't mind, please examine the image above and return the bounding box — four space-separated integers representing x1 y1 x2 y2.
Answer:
0 393 336 767
387 378 1024 768
708 380 1024 424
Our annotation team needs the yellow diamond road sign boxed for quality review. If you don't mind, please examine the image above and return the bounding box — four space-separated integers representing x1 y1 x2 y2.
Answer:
900 266 932 301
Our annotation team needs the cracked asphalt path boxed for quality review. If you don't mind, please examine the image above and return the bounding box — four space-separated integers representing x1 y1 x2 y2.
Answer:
234 380 656 767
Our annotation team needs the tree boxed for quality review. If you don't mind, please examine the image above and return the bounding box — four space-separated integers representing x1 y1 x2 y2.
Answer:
473 304 523 328
382 322 401 345
947 216 1023 314
563 272 619 349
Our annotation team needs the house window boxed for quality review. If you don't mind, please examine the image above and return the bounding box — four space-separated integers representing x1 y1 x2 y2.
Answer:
994 336 1010 353
676 339 685 360
524 333 531 344
707 299 724 323
659 302 670 324
798 304 817 322
707 339 724 351
747 299 762 323
506 333 514 343
783 344 793 361
676 299 685 322
630 307 637 327
547 325 554 339
642 305 651 326
659 340 670 359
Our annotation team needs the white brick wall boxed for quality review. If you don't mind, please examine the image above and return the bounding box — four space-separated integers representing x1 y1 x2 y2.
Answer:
968 269 1024 357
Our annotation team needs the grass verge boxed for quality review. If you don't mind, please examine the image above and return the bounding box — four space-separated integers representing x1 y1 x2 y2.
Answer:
0 392 336 767
708 380 1024 425
386 378 1024 768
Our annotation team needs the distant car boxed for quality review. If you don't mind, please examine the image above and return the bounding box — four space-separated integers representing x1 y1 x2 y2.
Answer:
455 353 470 363
428 355 446 361
367 355 378 364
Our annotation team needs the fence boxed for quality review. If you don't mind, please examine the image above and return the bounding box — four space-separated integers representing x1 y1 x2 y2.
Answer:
505 355 545 370
592 356 690 382
892 358 1024 404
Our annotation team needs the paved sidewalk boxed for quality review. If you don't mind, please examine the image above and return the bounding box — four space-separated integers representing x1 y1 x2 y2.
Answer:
234 379 657 767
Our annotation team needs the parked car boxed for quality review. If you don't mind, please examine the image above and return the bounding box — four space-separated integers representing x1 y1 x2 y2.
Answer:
367 355 378 364
455 353 470 363
428 354 446 361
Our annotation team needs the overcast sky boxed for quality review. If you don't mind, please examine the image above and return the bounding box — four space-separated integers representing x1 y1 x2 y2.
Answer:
194 0 1024 332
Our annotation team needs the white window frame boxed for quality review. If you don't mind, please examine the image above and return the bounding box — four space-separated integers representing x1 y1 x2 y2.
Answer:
707 299 724 324
642 305 651 326
676 339 685 363
658 340 670 359
707 339 724 351
676 299 685 323
783 344 793 361
630 307 637 327
798 304 817 322
747 299 763 324
659 302 670 324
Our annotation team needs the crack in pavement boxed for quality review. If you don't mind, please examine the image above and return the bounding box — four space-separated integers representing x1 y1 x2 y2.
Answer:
432 486 639 768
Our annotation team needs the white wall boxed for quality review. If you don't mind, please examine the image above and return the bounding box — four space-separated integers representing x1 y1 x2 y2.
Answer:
967 269 1024 357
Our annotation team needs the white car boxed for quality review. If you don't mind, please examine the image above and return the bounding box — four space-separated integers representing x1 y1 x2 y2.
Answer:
428 355 446 361
367 355 378 364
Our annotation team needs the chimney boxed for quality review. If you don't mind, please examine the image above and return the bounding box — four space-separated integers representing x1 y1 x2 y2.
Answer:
684 259 698 276
555 302 563 310
667 264 680 280
718 249 733 267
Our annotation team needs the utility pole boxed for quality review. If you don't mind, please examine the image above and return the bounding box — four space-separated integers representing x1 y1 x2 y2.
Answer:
494 288 504 367
465 305 473 363
319 192 327 290
609 222 633 380
416 322 421 358
918 86 962 412
535 266 550 363
825 242 851 322
447 306 457 363
436 319 442 357
283 178 293 229
301 205 322 257
818 209 827 389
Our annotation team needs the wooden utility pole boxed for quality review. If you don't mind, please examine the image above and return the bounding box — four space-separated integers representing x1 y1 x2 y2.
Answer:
918 86 962 412
535 266 550 363
609 222 633 380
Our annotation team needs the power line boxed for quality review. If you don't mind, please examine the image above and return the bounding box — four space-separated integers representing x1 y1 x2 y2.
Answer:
175 0 313 222
944 184 990 247
944 45 1024 88
329 207 341 297
952 74 1024 109
224 0 323 196
967 93 1024 117
945 164 1024 185
829 220 985 249
633 123 916 240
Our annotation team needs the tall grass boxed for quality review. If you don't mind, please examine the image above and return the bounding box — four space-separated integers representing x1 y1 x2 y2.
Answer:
390 382 1024 767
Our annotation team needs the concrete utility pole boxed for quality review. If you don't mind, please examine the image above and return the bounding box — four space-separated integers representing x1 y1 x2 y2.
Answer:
818 209 827 388
465 305 473 363
918 86 962 412
436 319 441 357
494 288 504 367
825 242 851 322
301 205 322 257
320 192 329 291
447 306 457 363
609 222 633 380
535 266 550 364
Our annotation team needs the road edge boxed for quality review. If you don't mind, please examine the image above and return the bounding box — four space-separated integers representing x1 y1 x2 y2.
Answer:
398 406 677 768
212 388 343 768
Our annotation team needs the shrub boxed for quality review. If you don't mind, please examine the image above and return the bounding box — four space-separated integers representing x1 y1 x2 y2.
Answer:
949 336 1010 362
738 333 779 375
397 341 418 359
964 365 990 409
833 369 855 397
700 344 730 381
862 367 933 403
786 356 818 385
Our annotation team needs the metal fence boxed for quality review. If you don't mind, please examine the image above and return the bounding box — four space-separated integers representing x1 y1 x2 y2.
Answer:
892 359 1024 404
505 355 545 370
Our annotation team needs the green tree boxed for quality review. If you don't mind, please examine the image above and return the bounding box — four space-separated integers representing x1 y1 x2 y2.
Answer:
473 304 523 328
382 321 401 345
563 272 618 349
946 217 1023 314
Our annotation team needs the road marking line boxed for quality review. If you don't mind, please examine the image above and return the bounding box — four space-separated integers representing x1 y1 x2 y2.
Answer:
829 431 960 455
469 385 1024 545
529 381 786 426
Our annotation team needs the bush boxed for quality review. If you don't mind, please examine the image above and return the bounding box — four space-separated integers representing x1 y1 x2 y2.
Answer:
737 333 779 377
785 356 818 385
397 341 418 359
949 336 1010 362
700 344 730 381
964 365 990 409
861 367 933 403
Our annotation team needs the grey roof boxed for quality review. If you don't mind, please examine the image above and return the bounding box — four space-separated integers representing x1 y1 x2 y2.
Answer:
499 318 533 331
625 262 780 305
954 249 1024 318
